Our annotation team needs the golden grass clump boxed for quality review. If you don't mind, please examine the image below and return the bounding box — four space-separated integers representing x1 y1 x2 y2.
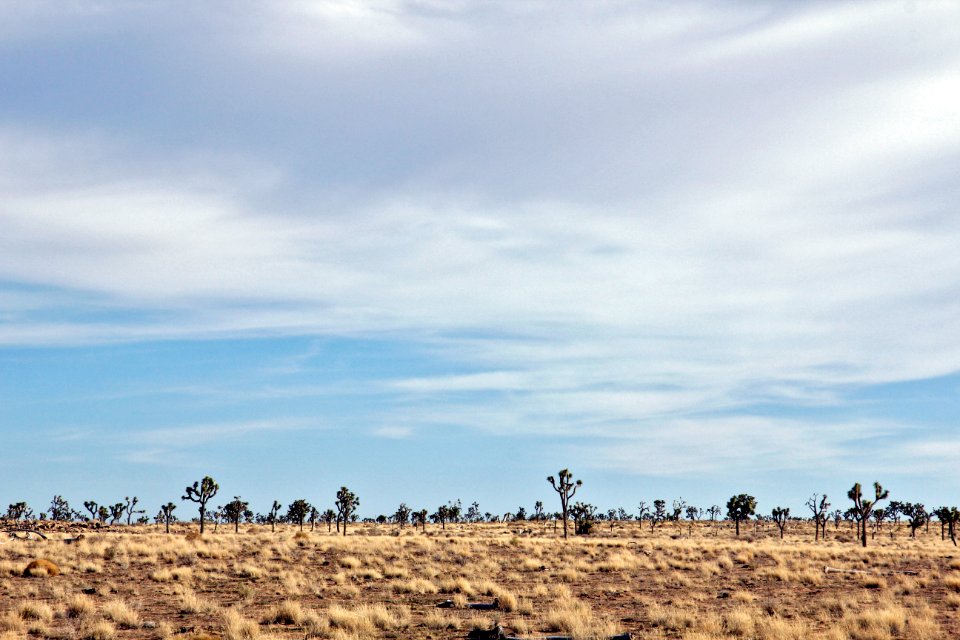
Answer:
0 612 24 635
80 620 117 640
543 592 622 640
17 601 54 622
223 608 260 640
423 611 461 630
263 600 306 625
22 558 60 577
390 577 438 594
101 599 141 629
177 587 219 614
65 594 96 619
326 604 403 636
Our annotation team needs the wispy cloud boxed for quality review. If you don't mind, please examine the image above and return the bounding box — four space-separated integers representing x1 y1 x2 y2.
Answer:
2 1 959 491
132 419 316 447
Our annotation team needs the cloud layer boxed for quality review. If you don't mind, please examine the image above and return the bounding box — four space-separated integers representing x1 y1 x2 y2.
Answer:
2 1 960 489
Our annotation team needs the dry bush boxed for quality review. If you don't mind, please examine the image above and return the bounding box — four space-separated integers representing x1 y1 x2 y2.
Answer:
326 604 409 636
223 608 260 640
101 599 141 629
263 600 306 625
234 562 264 579
0 612 24 635
22 558 60 577
65 594 96 619
646 602 695 633
543 592 622 640
18 601 54 622
390 577 438 594
945 574 960 593
423 611 461 630
79 620 116 640
177 587 219 614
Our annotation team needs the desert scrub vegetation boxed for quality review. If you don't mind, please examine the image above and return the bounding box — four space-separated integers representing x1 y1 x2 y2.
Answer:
0 522 958 639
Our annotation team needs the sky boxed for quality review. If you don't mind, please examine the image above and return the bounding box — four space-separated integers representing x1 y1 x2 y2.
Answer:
2 1 960 521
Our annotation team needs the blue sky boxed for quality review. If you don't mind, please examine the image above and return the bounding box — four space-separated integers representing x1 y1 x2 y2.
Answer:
2 1 960 520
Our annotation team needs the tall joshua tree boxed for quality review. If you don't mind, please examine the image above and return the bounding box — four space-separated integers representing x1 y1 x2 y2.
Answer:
83 501 100 522
335 487 359 536
223 496 251 533
286 499 311 531
771 507 789 539
395 503 411 528
268 501 282 533
182 476 219 534
124 496 145 526
726 494 756 537
322 508 336 533
806 494 830 541
547 468 582 540
848 481 888 548
159 502 177 534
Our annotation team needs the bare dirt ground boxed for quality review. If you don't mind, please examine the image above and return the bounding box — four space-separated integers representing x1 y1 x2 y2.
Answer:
1 521 958 639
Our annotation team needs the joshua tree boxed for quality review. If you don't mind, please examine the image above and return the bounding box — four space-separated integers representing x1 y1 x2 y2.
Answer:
431 504 450 530
309 506 320 531
806 494 830 541
124 496 145 526
886 501 903 529
394 503 411 528
771 507 789 539
901 503 928 538
650 499 667 531
97 506 109 522
108 502 125 525
286 499 311 531
570 501 596 535
223 496 251 533
159 502 177 534
848 482 888 548
726 494 757 537
322 508 336 532
49 495 73 522
547 469 582 540
447 499 462 523
268 501 282 533
83 501 100 522
534 501 545 523
670 498 686 533
942 507 960 546
335 487 359 536
5 502 32 522
413 508 428 532
182 476 219 534
465 501 482 523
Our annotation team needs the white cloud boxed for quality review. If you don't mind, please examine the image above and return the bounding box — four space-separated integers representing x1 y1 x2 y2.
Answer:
373 426 414 439
2 1 960 470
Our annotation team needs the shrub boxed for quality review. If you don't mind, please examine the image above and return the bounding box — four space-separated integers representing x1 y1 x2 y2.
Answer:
22 559 60 577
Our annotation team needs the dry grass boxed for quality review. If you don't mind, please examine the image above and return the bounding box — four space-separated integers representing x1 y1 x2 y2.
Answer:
223 608 261 640
22 558 60 577
0 521 957 640
101 598 141 629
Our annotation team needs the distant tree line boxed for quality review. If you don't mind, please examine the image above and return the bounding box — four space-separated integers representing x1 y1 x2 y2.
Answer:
3 473 958 547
